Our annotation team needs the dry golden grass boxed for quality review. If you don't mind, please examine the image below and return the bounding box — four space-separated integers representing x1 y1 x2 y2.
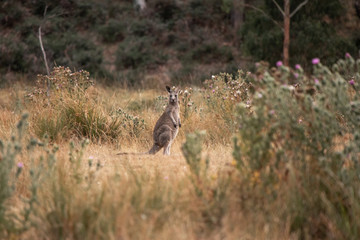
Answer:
0 83 292 240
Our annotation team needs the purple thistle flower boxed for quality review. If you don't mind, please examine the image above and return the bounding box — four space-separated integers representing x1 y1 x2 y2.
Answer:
17 162 24 168
314 78 320 84
345 53 351 58
312 58 320 65
212 89 215 93
295 64 301 70
294 73 299 78
349 79 355 85
276 61 283 67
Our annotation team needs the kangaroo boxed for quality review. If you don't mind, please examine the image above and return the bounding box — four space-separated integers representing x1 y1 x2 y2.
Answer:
148 86 181 155
117 86 181 156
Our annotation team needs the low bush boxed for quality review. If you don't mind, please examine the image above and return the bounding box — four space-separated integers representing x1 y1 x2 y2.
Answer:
182 42 233 64
46 32 104 75
29 67 145 143
2 55 360 239
203 71 252 133
98 19 126 43
0 36 29 72
116 36 167 71
232 55 360 238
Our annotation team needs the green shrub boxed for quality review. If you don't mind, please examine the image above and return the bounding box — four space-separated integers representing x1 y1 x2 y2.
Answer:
231 56 360 238
187 0 232 26
16 16 41 37
0 114 53 238
46 32 103 75
0 114 27 237
0 1 23 28
98 19 126 43
182 130 207 177
204 71 252 132
0 36 28 72
116 37 167 71
34 113 67 142
112 108 146 139
30 67 126 142
129 19 154 37
183 42 233 64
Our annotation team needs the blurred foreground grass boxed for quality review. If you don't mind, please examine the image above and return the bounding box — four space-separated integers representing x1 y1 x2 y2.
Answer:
0 55 359 239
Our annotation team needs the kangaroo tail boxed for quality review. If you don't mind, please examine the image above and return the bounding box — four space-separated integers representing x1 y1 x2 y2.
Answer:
117 144 162 156
116 152 146 156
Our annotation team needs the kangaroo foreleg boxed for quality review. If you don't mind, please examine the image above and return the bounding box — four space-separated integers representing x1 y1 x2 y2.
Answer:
170 115 177 128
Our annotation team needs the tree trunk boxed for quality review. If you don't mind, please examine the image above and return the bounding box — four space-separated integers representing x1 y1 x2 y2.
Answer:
135 0 146 11
283 0 290 66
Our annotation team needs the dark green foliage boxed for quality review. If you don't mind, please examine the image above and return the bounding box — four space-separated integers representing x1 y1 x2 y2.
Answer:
129 19 155 37
116 37 167 70
150 0 181 23
0 36 29 72
241 0 357 68
1 0 359 86
0 1 23 27
16 16 41 37
171 65 195 85
98 19 126 43
187 0 232 26
184 42 233 64
46 32 103 75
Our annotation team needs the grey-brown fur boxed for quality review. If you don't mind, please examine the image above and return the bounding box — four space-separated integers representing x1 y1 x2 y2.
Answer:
117 86 180 156
148 86 181 155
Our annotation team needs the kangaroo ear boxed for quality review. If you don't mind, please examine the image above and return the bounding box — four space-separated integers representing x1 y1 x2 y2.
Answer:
166 86 171 93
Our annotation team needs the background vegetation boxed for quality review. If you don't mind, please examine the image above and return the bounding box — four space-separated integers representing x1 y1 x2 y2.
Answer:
0 53 359 239
1 0 359 86
1 0 360 239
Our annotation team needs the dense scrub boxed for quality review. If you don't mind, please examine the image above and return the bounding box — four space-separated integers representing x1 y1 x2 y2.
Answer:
1 0 359 86
0 54 359 239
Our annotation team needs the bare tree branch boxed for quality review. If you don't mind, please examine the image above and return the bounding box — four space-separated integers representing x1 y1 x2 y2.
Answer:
38 5 51 98
272 0 285 16
290 0 309 18
43 4 48 17
241 3 284 31
38 27 50 76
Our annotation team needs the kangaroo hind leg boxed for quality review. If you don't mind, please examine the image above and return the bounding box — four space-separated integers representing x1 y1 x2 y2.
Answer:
159 132 172 156
163 142 172 155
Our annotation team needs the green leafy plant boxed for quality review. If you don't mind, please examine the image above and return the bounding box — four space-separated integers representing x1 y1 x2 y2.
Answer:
182 130 207 177
0 114 58 238
113 108 146 138
98 19 126 43
232 56 360 238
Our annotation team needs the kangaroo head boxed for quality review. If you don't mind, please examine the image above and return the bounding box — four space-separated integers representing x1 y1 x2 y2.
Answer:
166 86 179 104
